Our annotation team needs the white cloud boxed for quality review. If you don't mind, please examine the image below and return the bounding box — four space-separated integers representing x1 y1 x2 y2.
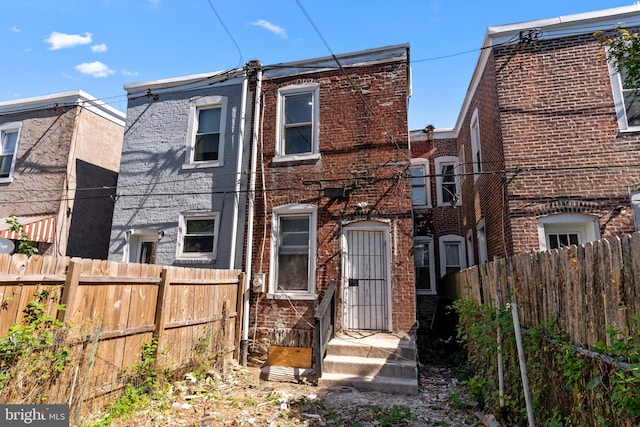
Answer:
91 43 108 53
75 61 115 78
8 26 20 33
250 19 287 38
148 0 160 6
45 31 92 50
121 70 139 77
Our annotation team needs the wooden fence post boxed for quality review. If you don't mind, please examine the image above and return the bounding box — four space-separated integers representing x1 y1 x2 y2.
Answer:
153 267 171 356
58 260 80 324
234 272 246 361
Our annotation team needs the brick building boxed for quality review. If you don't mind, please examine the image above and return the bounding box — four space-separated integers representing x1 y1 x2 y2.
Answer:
411 5 640 308
246 45 415 364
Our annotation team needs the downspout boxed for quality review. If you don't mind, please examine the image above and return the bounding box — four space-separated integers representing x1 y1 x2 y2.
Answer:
241 62 263 365
229 70 249 269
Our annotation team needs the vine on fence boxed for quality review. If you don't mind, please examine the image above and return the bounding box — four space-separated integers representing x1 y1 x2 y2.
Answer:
454 299 640 426
0 286 71 400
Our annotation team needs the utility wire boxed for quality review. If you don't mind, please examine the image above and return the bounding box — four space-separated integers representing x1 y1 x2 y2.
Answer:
206 0 244 68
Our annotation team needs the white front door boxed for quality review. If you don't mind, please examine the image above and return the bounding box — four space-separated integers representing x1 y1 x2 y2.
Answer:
343 223 391 331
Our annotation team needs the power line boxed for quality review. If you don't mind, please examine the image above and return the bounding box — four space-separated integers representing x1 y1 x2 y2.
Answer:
205 0 244 68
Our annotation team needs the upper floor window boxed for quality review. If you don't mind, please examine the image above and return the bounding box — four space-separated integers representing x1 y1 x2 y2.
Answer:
470 109 482 180
184 96 227 169
608 60 640 131
477 218 488 264
270 204 317 298
275 84 320 162
177 212 219 260
439 234 466 277
0 122 22 183
414 237 436 295
410 159 431 207
435 156 461 206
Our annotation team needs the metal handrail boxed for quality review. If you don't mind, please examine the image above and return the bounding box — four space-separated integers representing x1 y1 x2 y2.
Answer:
314 279 337 378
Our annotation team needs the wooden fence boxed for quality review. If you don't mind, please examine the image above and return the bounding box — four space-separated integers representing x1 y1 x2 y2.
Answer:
0 253 245 418
444 232 640 349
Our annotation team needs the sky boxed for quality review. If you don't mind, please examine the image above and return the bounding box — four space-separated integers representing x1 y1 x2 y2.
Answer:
0 0 636 130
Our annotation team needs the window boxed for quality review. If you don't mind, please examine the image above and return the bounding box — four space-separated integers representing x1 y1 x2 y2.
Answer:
184 96 226 168
275 84 320 161
608 57 640 131
177 213 219 259
410 159 430 207
270 204 317 297
126 229 159 264
414 237 436 295
477 219 488 264
466 229 475 267
470 109 482 180
0 122 21 183
435 156 461 206
439 234 466 277
458 143 467 183
537 213 599 251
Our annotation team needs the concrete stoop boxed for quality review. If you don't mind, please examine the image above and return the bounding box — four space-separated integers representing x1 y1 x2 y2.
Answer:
317 333 419 395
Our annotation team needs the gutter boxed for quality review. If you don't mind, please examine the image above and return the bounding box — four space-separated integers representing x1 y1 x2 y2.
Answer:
229 71 249 269
241 62 263 364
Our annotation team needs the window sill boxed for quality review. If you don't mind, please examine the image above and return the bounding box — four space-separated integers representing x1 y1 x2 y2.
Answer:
266 292 317 301
412 204 432 210
175 256 216 265
272 153 320 164
416 290 437 296
182 161 223 170
0 177 14 184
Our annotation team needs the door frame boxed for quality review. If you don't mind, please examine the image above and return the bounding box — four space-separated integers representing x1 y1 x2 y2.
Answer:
341 220 393 332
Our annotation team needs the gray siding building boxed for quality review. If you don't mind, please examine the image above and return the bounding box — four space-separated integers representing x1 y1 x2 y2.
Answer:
108 68 252 269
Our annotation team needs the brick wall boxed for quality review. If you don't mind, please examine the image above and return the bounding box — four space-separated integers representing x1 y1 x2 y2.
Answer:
249 56 415 358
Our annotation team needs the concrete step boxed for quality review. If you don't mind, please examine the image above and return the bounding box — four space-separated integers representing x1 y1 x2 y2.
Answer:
322 354 417 378
318 372 419 395
326 334 417 361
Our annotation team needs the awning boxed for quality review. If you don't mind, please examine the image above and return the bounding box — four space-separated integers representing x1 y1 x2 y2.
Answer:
0 215 57 244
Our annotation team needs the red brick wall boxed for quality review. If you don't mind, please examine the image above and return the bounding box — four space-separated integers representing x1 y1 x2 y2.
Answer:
492 33 640 252
249 57 415 359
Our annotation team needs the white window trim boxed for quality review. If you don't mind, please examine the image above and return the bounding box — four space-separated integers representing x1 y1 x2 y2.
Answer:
410 158 431 208
183 96 227 169
458 143 466 184
0 122 22 184
607 48 640 132
439 234 466 277
414 236 436 295
268 204 318 300
435 156 462 207
274 83 320 163
176 212 220 260
470 108 482 180
477 218 488 264
537 213 599 251
466 229 475 267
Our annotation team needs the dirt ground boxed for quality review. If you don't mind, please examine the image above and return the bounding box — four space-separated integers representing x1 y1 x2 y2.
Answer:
85 360 484 427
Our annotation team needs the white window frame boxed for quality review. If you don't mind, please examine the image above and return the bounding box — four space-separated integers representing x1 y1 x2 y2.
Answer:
458 143 466 184
439 234 466 277
176 212 220 260
410 158 431 208
466 229 475 267
274 84 320 163
0 122 22 184
607 50 640 132
124 228 160 264
183 96 227 169
537 213 599 251
414 236 436 295
435 156 461 207
268 204 317 299
477 218 488 264
470 108 482 180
